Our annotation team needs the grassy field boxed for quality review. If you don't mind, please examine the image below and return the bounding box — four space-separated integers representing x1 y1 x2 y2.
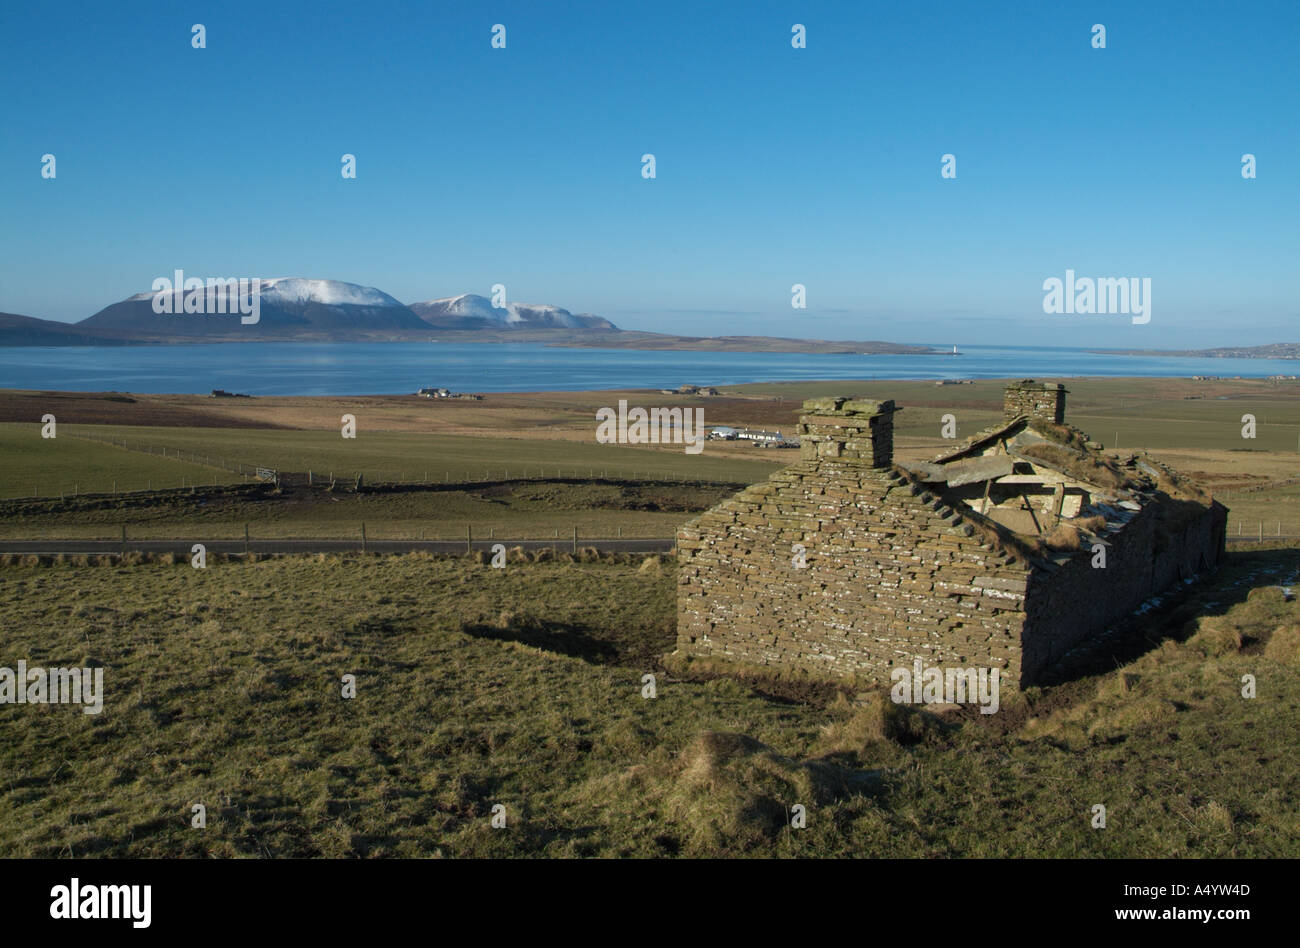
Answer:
0 480 741 541
0 425 230 498
3 375 1297 537
0 548 1296 857
47 425 779 489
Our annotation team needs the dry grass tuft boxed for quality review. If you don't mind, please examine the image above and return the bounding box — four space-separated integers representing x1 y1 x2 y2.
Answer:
1042 523 1084 551
1187 617 1243 658
814 692 915 754
661 730 844 853
1264 625 1300 666
1016 442 1142 491
1072 514 1108 533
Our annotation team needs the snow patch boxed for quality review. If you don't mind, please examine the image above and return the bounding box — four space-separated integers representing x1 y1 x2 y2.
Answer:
127 278 403 307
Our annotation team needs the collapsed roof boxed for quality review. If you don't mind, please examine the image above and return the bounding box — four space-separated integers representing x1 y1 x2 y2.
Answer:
896 384 1213 562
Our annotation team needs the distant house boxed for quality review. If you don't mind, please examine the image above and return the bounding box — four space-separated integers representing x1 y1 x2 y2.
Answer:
677 384 700 394
698 386 720 396
737 428 784 443
708 426 739 440
209 389 250 398
417 387 453 398
660 389 677 395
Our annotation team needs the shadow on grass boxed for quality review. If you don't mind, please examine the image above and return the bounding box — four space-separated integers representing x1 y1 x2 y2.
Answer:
460 616 621 664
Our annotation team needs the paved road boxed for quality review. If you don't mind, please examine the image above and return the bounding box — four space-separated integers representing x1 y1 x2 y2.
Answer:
0 538 676 556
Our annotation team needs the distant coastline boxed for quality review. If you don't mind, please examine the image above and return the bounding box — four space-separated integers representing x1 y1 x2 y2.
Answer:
1092 342 1300 360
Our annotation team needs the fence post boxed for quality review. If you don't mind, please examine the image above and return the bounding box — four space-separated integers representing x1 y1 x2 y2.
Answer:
572 525 578 554
121 524 126 557
244 523 250 555
466 525 472 554
308 470 312 486
361 522 367 553
1259 522 1264 541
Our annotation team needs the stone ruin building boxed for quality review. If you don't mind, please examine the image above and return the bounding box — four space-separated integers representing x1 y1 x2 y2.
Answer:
675 381 1228 688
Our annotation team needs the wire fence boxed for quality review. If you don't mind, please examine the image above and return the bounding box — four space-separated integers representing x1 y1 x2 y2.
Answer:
0 521 677 548
1226 520 1297 542
0 429 708 501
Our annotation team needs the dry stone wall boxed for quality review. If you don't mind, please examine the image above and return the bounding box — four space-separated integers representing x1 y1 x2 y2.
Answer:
676 458 1031 685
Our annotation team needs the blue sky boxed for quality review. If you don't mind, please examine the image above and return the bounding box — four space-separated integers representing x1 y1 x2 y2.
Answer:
1 0 1296 347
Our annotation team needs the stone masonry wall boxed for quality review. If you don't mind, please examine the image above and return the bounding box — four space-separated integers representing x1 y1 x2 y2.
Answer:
1021 500 1226 680
1004 380 1066 424
676 394 1227 691
676 459 1032 685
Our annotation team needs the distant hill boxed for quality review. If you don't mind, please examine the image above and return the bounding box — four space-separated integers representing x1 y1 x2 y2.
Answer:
79 278 429 338
0 313 130 346
1094 342 1300 360
0 279 929 354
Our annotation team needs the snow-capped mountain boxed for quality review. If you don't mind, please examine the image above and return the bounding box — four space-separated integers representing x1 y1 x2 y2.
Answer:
250 278 406 309
409 294 616 330
122 278 405 309
41 279 617 341
84 278 430 337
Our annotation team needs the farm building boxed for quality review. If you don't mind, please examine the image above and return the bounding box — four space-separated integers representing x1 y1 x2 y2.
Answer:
675 381 1227 689
736 428 786 443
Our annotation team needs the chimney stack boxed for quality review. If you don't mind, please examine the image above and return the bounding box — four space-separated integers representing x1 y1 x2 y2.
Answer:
798 397 899 468
1003 380 1067 424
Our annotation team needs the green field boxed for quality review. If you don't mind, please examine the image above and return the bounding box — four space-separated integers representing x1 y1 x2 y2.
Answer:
734 378 1300 452
0 425 224 499
1 550 1296 857
0 480 739 541
51 425 778 489
2 377 1298 539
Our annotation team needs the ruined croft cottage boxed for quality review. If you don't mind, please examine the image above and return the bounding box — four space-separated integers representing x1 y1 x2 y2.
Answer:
675 382 1228 688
